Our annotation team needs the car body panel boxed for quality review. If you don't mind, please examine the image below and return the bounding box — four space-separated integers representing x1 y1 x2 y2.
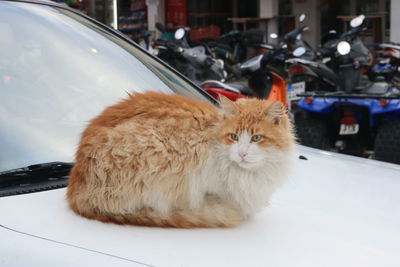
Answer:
1 146 400 267
0 225 146 267
1 1 400 266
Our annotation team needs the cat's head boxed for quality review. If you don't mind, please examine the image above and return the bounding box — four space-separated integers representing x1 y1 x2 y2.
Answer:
215 96 295 170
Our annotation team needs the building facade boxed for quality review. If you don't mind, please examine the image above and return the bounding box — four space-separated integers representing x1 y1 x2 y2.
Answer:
65 0 395 47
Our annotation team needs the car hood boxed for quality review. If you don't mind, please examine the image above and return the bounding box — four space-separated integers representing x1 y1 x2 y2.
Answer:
1 146 400 267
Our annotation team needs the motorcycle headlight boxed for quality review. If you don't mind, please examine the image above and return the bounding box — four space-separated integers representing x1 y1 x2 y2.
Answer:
293 47 306 57
337 41 351 56
174 28 185 40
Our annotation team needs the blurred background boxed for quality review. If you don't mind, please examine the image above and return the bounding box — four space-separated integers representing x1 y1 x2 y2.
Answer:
48 0 400 164
54 0 394 48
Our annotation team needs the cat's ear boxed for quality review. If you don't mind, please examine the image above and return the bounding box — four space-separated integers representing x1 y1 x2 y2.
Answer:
218 94 237 118
266 101 286 125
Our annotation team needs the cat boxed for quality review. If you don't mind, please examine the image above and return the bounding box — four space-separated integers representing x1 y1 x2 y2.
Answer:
67 91 296 228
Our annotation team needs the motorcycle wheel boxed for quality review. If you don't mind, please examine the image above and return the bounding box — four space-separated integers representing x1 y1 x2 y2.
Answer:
374 120 400 164
295 112 330 150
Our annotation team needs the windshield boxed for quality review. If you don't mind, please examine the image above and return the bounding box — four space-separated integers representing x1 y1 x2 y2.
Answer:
0 1 211 172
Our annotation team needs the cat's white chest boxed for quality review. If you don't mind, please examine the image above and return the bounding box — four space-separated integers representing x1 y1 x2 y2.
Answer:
214 165 277 216
191 149 290 217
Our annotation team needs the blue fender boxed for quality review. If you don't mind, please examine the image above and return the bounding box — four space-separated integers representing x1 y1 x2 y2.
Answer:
297 98 335 114
298 97 400 127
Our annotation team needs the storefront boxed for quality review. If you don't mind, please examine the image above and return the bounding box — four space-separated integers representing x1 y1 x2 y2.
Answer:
57 0 262 43
53 0 117 27
57 0 393 47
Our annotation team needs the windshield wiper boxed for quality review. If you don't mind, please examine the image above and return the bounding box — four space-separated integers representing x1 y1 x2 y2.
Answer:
0 162 73 197
0 162 73 181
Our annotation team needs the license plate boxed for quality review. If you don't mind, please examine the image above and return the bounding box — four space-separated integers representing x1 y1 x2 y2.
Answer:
287 81 305 100
339 123 359 135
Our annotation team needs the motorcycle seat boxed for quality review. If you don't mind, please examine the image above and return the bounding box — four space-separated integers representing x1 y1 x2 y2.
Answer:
224 83 255 96
354 82 389 95
201 80 255 97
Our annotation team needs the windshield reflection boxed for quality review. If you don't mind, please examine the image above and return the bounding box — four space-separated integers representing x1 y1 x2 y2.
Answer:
0 2 209 172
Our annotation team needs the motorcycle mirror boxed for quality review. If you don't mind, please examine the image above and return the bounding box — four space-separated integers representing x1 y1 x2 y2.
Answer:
216 59 224 69
223 70 228 80
174 28 186 40
337 41 351 55
240 54 263 71
293 47 306 57
270 33 278 39
299 13 306 22
350 14 365 28
152 48 159 56
155 22 165 33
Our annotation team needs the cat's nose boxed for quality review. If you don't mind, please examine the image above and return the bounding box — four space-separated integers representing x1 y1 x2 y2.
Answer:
239 151 247 158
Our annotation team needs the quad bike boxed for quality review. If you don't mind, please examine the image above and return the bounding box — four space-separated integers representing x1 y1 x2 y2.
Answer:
292 15 400 164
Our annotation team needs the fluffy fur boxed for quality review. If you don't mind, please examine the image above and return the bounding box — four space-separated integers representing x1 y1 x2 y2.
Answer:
67 92 295 228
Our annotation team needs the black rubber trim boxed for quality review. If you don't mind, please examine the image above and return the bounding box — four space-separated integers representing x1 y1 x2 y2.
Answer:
0 177 68 197
298 92 400 99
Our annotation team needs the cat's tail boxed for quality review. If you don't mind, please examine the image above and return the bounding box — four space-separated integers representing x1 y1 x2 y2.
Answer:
70 196 244 228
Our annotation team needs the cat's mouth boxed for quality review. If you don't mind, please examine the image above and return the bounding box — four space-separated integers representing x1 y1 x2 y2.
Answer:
237 159 254 169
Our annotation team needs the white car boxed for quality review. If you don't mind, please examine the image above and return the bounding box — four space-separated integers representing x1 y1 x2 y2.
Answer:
1 1 400 266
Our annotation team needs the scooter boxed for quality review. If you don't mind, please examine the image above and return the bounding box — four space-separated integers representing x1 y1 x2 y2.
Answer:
282 13 317 61
200 42 289 105
285 14 375 101
206 28 266 72
204 14 314 105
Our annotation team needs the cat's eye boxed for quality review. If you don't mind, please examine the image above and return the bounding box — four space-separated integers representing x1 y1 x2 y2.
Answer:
251 135 263 142
229 133 239 141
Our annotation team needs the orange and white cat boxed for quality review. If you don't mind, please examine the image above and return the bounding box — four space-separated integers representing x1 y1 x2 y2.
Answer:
67 92 295 228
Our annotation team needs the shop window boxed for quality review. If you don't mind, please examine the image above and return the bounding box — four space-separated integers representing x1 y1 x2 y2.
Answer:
118 0 148 42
